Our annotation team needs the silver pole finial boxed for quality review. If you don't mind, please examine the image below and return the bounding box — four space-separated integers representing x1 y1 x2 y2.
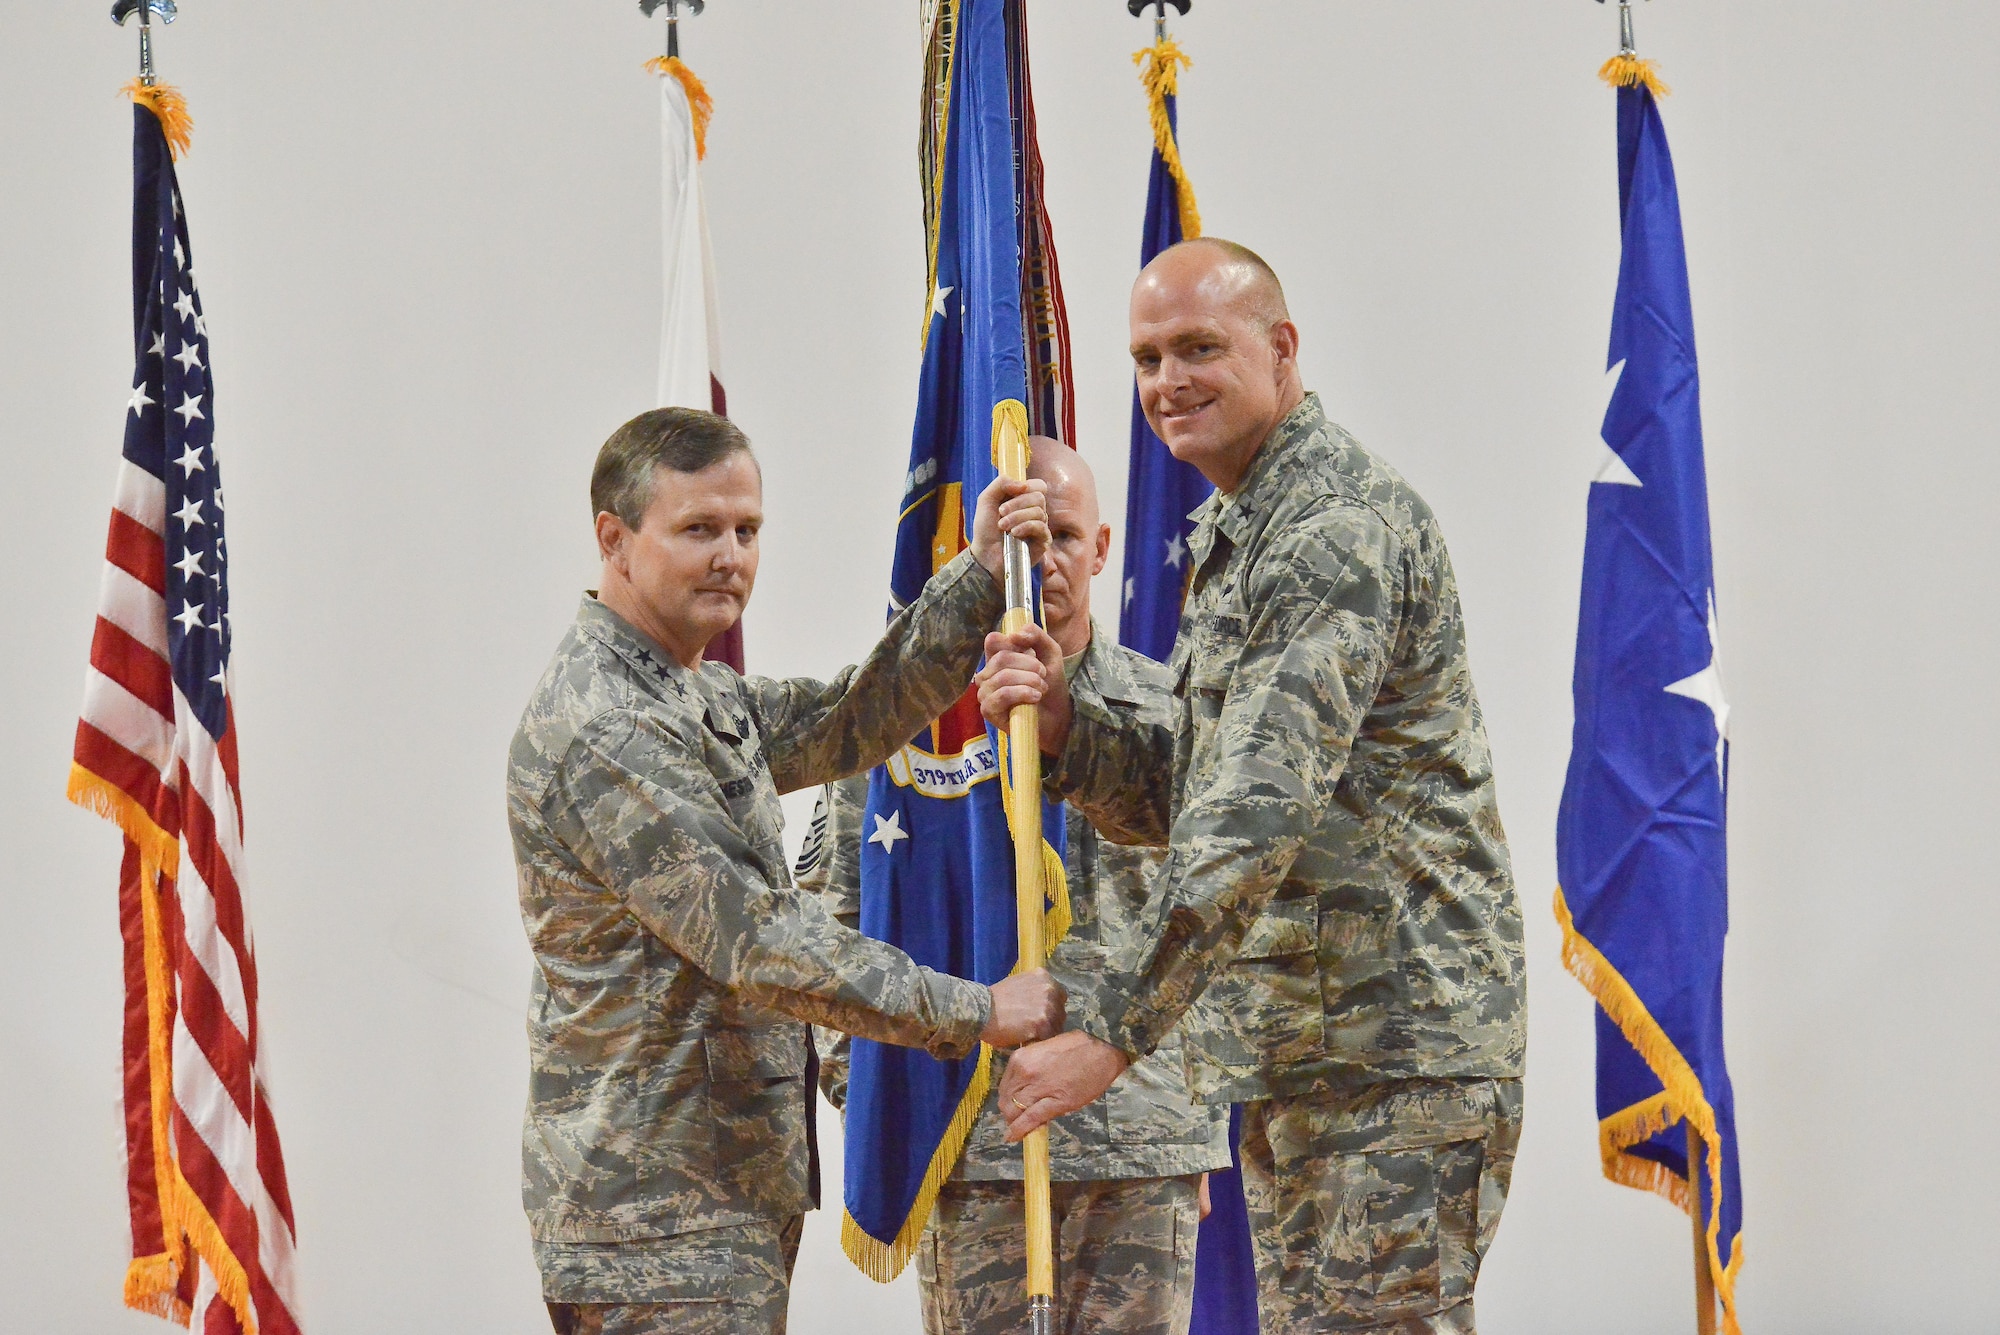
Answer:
1127 0 1189 42
112 0 178 86
638 0 704 61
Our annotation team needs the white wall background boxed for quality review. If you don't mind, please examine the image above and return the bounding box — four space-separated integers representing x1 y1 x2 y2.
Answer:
4 3 1995 1332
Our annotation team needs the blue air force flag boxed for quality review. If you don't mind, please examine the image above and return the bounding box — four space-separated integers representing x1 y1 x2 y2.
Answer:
1556 81 1744 1333
839 0 1067 1281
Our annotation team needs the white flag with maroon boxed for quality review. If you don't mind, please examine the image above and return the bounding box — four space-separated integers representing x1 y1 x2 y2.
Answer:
651 56 741 668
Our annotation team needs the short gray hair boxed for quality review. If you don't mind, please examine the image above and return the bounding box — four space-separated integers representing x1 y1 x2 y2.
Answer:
591 408 755 528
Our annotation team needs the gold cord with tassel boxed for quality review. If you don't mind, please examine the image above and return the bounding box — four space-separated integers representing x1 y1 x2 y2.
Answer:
646 55 714 160
123 79 193 159
1133 38 1201 240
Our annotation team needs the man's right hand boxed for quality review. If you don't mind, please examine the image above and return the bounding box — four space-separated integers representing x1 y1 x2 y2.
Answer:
981 968 1065 1048
976 626 1072 757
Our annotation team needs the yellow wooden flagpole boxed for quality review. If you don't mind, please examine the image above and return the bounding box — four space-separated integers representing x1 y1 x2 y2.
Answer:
994 409 1055 1335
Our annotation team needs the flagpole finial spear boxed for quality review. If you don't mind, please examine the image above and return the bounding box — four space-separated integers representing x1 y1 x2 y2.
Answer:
1595 0 1669 95
640 0 705 61
1595 0 1647 57
1127 0 1190 44
111 0 178 87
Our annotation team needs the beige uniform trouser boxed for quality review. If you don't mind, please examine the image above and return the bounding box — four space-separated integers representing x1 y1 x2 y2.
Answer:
918 1174 1203 1335
1237 1078 1523 1333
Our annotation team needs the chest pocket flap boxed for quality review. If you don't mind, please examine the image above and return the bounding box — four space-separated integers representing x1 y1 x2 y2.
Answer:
1187 612 1247 694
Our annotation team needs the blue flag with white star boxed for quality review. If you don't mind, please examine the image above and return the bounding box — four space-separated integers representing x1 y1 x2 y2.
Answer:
1118 81 1211 663
839 0 1068 1281
1556 80 1744 1333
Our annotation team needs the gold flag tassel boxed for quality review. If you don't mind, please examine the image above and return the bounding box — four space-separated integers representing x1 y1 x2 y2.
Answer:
1598 0 1670 97
839 1045 996 1283
1599 52 1671 97
1132 37 1201 240
646 55 714 160
123 79 193 159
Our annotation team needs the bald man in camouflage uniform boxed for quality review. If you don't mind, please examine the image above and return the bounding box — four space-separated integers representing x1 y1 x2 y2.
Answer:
983 242 1527 1333
801 443 1230 1335
511 409 1061 1335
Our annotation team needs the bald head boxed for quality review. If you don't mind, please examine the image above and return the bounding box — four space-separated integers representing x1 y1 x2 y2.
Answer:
1028 436 1100 527
1137 237 1290 333
1026 436 1110 656
1128 235 1305 491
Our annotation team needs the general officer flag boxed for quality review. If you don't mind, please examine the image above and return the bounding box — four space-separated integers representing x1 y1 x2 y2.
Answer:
1556 74 1744 1333
1118 38 1211 664
1116 36 1259 1335
839 0 1070 1281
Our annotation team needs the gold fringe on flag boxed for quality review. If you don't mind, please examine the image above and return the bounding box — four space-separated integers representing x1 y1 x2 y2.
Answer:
1554 886 1743 1335
1599 52 1671 98
646 55 714 160
67 765 179 880
838 750 1073 1285
919 1 961 350
71 762 262 1332
128 831 192 1326
123 79 193 159
842 399 1074 1281
841 1045 993 1282
1132 38 1201 240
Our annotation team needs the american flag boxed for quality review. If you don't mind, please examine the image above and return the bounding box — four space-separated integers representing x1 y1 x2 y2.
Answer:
68 99 302 1335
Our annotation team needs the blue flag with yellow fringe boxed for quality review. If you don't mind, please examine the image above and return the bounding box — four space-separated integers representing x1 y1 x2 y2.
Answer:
1118 38 1212 663
1556 68 1744 1333
840 0 1070 1281
1115 35 1259 1335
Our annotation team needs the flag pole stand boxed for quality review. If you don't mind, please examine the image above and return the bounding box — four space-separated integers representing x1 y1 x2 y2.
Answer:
996 417 1055 1335
1688 1121 1716 1335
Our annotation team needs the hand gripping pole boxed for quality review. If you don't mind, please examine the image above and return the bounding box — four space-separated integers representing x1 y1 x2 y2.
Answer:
994 411 1054 1335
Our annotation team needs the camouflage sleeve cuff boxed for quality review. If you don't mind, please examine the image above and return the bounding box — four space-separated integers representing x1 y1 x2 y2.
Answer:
813 1025 850 1110
932 546 1008 634
921 971 992 1061
1046 947 1159 1062
1045 689 1119 800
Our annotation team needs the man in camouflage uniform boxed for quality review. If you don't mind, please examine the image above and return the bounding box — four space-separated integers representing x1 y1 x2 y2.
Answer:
509 408 1062 1335
799 441 1231 1335
981 240 1527 1332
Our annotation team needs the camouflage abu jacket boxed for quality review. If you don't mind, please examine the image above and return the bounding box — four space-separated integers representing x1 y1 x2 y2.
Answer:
508 550 1003 1244
801 627 1230 1182
1048 395 1527 1104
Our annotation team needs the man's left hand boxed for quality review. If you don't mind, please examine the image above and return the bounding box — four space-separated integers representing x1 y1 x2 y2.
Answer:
996 1030 1130 1141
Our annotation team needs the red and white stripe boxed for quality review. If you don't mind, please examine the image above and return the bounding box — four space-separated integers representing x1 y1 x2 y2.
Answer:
77 457 302 1335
